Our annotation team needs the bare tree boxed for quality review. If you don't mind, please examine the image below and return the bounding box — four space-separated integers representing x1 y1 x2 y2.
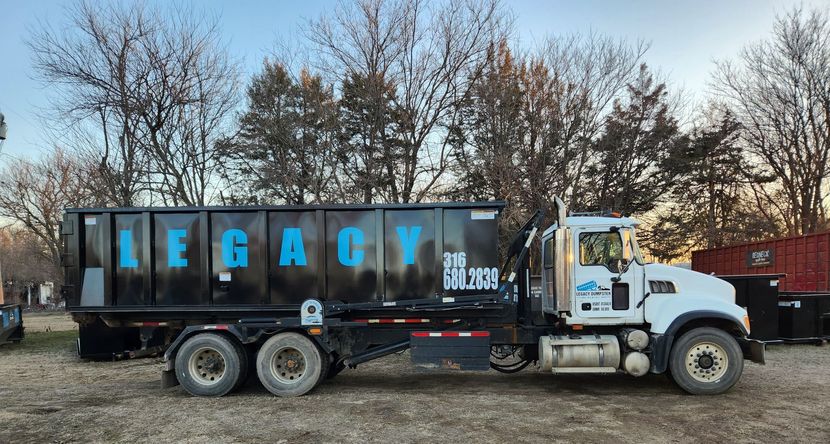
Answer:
713 6 830 235
0 227 62 301
452 35 647 214
28 1 239 207
138 8 240 206
533 33 649 208
28 1 151 206
0 148 97 270
307 0 508 203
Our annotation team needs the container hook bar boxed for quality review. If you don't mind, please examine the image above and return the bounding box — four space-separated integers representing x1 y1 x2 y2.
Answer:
499 209 545 292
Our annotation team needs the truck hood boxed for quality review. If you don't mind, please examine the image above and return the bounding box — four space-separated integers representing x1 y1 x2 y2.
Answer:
642 263 748 335
644 263 735 304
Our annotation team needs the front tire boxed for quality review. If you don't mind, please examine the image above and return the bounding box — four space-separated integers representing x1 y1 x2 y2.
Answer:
256 332 323 397
669 327 744 395
175 333 244 397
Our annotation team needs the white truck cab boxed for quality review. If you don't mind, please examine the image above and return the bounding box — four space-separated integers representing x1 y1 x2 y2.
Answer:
541 214 749 332
537 197 763 394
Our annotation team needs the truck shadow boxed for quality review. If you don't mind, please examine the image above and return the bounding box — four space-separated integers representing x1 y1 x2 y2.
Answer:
230 369 680 397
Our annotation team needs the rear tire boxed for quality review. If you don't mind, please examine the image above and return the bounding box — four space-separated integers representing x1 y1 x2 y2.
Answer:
669 327 743 395
317 351 331 386
175 333 243 397
232 341 249 391
256 332 323 397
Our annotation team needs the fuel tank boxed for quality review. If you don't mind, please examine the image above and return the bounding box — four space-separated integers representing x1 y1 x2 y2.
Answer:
538 334 621 373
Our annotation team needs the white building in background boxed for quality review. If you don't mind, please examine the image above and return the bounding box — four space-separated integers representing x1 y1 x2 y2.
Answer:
39 282 54 305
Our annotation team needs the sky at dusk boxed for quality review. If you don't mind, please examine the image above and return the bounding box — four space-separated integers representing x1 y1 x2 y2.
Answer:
0 0 826 158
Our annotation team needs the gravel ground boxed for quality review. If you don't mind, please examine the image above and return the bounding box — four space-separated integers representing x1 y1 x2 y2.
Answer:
1 313 828 443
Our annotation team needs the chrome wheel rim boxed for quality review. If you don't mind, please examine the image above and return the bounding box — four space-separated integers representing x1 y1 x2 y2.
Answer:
270 346 306 385
188 347 226 385
685 341 728 383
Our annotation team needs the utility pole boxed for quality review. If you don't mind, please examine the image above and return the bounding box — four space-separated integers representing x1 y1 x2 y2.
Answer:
0 112 7 303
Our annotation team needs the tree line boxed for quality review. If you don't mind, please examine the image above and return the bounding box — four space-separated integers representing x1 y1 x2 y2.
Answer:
1 0 829 292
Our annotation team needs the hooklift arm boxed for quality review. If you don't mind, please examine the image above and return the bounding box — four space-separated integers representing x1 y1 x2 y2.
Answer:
499 209 546 297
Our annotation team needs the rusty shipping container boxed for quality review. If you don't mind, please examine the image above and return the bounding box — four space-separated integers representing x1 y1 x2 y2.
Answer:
691 231 830 292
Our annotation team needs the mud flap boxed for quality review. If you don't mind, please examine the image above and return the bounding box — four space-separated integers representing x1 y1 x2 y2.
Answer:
738 338 766 365
161 360 180 388
410 331 491 371
161 369 179 388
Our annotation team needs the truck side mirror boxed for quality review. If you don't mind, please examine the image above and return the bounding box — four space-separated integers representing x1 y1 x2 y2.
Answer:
611 259 630 282
614 258 631 275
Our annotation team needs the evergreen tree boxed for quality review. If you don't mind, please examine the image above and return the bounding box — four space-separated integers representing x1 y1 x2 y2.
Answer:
645 107 777 261
449 41 524 203
584 64 685 216
337 72 404 203
220 61 338 204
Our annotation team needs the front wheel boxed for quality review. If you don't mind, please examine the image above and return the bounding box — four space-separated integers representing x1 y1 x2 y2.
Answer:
256 332 323 397
669 327 744 395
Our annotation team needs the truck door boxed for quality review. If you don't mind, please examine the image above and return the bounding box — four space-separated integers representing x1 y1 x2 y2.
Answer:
572 228 640 322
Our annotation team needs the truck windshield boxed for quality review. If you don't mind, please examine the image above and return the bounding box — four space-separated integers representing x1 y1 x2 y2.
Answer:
579 232 623 268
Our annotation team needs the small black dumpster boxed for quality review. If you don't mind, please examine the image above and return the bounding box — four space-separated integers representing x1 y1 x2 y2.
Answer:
778 292 830 340
0 304 24 345
717 274 783 341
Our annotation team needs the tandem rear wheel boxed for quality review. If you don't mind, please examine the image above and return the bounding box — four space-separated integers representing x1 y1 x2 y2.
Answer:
256 332 324 397
175 332 247 397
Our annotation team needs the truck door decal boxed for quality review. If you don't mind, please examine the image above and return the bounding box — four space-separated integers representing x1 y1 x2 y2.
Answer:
576 280 598 292
221 229 248 268
279 227 307 266
119 230 139 268
338 226 365 266
396 226 422 265
168 229 189 268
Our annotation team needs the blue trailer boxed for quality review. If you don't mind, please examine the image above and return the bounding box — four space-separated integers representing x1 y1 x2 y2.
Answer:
0 304 24 345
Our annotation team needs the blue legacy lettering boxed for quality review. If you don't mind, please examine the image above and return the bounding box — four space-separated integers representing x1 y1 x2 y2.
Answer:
279 228 307 266
119 230 138 268
396 226 422 265
222 229 248 267
168 229 188 268
338 227 364 266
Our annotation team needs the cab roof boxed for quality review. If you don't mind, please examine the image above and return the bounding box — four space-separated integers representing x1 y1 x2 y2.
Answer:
543 216 640 236
565 216 640 227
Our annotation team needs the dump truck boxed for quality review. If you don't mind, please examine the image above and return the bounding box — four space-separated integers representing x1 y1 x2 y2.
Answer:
61 198 765 397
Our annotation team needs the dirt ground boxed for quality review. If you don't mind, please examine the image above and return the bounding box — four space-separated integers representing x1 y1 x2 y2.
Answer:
1 313 828 443
13 311 77 333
